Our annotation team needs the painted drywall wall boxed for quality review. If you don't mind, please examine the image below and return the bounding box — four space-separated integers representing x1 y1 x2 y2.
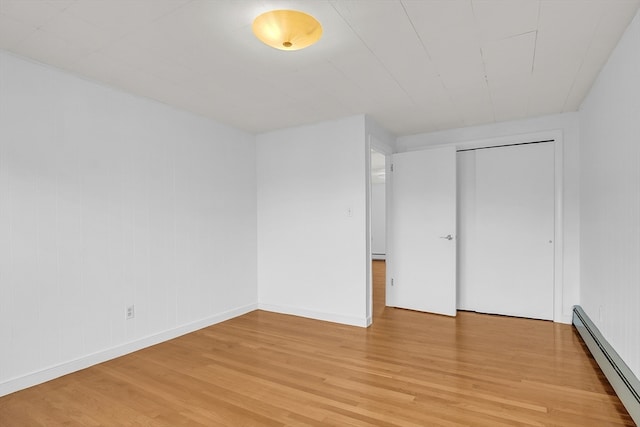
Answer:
397 112 580 323
0 51 257 395
256 116 368 326
579 10 640 378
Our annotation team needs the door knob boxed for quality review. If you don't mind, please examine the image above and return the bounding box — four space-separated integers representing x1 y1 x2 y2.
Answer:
440 234 453 240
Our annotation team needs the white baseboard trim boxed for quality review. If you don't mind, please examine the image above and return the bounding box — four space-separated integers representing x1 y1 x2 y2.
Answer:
558 313 573 324
0 303 258 398
258 303 368 328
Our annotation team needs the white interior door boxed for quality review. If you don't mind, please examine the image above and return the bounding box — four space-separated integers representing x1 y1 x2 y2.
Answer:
470 142 555 320
390 147 456 316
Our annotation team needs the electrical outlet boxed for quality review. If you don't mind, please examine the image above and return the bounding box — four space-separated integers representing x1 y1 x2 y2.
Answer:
126 305 135 320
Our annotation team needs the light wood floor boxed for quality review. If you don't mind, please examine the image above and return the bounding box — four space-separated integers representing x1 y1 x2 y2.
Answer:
0 262 633 426
373 259 386 319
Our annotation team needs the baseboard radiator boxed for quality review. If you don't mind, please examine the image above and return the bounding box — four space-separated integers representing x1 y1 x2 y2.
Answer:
573 305 640 424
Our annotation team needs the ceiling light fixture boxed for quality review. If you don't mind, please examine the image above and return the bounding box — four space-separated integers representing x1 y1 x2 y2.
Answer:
252 10 322 51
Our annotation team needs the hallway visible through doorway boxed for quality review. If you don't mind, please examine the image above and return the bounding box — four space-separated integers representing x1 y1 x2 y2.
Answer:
373 260 385 318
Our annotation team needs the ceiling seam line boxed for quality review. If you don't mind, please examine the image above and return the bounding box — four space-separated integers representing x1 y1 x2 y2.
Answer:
399 0 462 124
328 1 419 106
504 29 539 40
528 0 542 116
471 0 496 122
561 9 606 112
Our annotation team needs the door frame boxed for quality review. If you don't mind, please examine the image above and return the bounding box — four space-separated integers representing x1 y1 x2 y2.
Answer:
366 135 393 325
397 129 564 323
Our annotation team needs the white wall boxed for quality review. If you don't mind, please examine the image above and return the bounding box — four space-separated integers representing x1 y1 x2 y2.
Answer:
397 112 581 323
0 51 257 396
256 116 369 326
456 150 475 310
579 10 640 378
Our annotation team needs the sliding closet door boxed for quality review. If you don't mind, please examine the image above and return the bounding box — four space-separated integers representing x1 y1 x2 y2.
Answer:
471 142 555 320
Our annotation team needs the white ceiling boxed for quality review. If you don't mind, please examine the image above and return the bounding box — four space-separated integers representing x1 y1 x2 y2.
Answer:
1 0 638 136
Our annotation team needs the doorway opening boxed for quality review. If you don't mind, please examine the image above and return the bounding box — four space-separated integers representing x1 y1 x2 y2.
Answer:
370 148 386 319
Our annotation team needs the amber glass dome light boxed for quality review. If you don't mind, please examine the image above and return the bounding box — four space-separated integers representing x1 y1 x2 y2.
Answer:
252 10 323 51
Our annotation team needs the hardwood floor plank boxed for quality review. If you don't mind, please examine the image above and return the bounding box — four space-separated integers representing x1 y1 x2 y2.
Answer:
0 263 633 426
373 259 386 318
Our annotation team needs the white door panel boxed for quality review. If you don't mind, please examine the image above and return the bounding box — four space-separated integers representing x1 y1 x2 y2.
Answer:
472 142 555 320
390 147 456 316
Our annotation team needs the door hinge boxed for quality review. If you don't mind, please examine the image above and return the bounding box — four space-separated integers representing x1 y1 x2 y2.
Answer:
390 163 394 172
391 278 394 286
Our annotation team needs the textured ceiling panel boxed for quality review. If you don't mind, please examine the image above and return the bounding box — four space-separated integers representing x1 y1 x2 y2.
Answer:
0 0 638 135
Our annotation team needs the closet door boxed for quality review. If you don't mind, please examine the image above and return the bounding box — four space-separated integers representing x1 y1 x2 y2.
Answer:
389 147 457 316
472 142 555 320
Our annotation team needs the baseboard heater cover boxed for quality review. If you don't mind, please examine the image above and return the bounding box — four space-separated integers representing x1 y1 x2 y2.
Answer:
573 305 640 424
